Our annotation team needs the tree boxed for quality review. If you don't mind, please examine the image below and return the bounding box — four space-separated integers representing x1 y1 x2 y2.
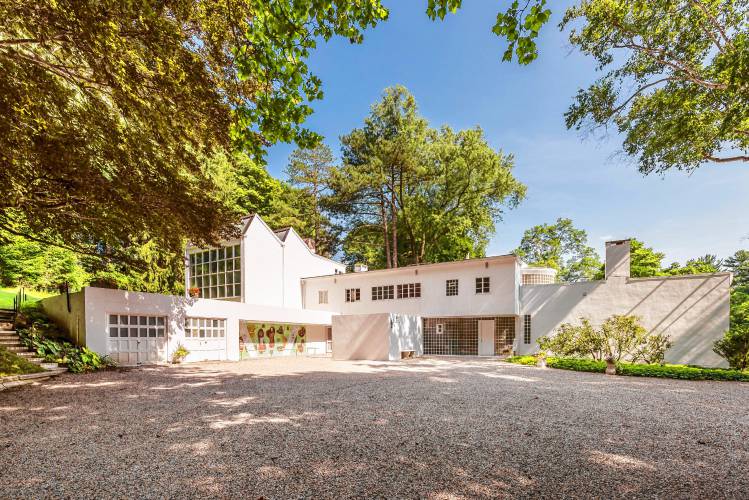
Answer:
563 0 749 174
724 250 749 291
663 254 723 276
285 145 339 256
0 0 394 267
328 86 524 268
514 218 602 282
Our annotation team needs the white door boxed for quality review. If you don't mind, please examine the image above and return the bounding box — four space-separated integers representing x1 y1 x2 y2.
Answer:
478 320 495 356
107 314 167 365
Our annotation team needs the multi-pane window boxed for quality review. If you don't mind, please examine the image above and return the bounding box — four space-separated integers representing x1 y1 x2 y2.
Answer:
522 273 555 285
185 317 226 338
397 283 421 299
345 288 361 302
372 285 394 301
446 279 459 296
108 314 166 338
475 277 490 294
523 315 532 344
318 290 328 304
188 244 241 299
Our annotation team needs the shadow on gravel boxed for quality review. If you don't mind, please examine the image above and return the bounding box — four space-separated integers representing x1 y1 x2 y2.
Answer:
1 357 747 498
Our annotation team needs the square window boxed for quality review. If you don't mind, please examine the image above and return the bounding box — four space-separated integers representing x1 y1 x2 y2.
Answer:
218 247 225 260
446 279 458 296
148 327 156 338
475 277 490 294
109 327 118 337
234 245 240 257
130 327 139 337
129 315 139 325
120 315 129 325
234 284 242 297
109 315 118 325
139 327 148 337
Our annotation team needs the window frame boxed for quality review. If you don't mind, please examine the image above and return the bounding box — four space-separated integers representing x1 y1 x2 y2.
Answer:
318 290 328 304
371 285 394 301
397 282 421 299
475 276 490 294
188 244 241 299
523 315 532 344
185 317 227 339
345 288 361 303
445 279 459 296
108 314 167 338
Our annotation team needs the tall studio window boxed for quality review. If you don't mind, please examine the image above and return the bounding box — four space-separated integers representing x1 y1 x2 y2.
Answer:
318 290 328 304
523 315 532 344
372 285 394 301
345 288 361 302
397 283 421 299
445 279 459 296
185 318 226 339
475 277 490 294
188 244 241 299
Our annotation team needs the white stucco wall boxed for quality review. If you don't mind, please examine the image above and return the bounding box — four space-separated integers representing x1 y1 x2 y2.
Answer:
242 218 284 307
43 287 335 364
303 257 520 317
518 273 731 367
282 229 345 309
332 313 422 361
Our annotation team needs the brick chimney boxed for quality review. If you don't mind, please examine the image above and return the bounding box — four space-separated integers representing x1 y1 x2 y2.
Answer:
605 239 631 280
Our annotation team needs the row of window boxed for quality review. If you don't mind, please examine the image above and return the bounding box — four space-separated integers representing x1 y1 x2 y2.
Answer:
319 277 491 304
107 314 226 339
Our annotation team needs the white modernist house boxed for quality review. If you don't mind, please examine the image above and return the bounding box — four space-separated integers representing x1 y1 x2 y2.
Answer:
42 215 731 367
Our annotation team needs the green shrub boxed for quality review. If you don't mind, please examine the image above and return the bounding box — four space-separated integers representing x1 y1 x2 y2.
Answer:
504 355 538 366
16 303 116 373
617 363 749 381
713 326 749 371
172 344 189 363
505 355 749 382
547 357 606 373
538 315 670 363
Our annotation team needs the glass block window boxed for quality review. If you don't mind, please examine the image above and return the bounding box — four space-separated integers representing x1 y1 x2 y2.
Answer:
524 315 532 344
188 244 241 299
318 290 328 304
397 283 421 299
372 285 394 301
475 277 490 294
345 288 361 302
522 273 555 285
185 317 226 338
446 279 459 296
108 314 166 338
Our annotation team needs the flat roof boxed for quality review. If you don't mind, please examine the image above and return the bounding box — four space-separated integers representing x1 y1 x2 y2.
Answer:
301 254 518 281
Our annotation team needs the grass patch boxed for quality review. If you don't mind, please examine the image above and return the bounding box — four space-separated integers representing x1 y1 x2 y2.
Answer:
0 288 54 310
505 355 749 381
0 345 44 377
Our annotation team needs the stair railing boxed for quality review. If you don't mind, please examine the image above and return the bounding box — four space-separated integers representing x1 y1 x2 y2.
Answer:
12 287 26 315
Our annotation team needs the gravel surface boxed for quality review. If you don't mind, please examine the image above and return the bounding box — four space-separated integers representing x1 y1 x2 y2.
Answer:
1 356 747 499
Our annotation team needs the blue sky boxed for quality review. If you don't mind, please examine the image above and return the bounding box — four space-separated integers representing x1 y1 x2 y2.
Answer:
265 1 749 264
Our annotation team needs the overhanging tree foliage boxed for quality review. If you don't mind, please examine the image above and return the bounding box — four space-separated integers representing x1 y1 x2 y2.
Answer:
563 0 749 173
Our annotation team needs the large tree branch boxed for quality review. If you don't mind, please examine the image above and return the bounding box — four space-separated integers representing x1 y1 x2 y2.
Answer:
704 153 749 163
690 0 734 50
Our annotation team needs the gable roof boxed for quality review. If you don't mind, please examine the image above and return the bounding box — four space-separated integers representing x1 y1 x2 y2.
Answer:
273 227 291 242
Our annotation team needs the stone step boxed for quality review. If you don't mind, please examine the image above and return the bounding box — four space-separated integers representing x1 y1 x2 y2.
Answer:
4 345 31 353
0 340 22 347
15 351 38 358
40 362 61 370
0 368 67 391
28 357 45 364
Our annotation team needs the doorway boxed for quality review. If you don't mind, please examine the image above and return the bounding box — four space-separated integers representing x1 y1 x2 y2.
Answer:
478 319 495 356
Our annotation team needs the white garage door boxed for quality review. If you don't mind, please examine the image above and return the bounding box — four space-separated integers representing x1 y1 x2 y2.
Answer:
184 317 226 361
107 314 167 365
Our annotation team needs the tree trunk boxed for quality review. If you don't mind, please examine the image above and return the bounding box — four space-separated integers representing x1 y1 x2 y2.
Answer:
380 194 391 268
390 188 398 268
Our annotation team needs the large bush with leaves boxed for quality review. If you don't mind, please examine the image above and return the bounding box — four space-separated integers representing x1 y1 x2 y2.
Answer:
17 304 115 373
538 315 670 364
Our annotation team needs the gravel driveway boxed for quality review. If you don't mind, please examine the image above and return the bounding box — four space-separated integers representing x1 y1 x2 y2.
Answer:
1 357 747 499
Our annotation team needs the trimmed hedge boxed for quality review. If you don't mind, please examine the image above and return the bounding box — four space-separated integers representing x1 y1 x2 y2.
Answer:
504 356 749 381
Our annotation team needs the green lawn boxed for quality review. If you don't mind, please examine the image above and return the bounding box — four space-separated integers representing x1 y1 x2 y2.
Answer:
0 346 44 377
0 288 54 310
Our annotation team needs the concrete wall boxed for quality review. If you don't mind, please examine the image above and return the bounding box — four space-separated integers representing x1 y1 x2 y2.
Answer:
518 273 731 367
40 291 86 346
304 257 520 317
332 313 422 361
243 217 284 307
